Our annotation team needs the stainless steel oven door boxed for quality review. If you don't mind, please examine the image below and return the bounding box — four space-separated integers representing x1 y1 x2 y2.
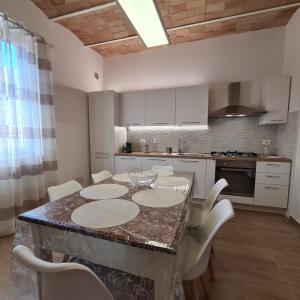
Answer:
215 160 256 197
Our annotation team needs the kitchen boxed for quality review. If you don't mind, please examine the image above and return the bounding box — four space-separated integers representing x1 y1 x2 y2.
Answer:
0 1 300 300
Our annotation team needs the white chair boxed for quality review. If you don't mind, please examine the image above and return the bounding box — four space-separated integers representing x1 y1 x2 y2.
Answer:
187 178 228 229
13 245 114 300
152 165 174 171
179 199 234 298
92 170 112 184
47 180 83 202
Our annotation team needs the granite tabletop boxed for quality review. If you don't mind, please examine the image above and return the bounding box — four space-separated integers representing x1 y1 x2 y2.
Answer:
115 152 292 162
18 172 194 255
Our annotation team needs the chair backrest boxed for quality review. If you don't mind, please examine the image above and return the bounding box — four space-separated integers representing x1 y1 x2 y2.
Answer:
182 199 234 280
204 178 228 213
13 245 114 300
152 165 174 171
92 170 112 184
47 180 83 202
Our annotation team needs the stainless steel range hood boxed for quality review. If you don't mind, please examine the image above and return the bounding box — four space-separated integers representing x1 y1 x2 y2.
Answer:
209 82 267 118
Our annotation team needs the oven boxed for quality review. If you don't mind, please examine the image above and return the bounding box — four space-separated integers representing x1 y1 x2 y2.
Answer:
215 159 256 197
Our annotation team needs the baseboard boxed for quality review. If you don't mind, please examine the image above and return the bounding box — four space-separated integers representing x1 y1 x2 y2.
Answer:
232 203 287 214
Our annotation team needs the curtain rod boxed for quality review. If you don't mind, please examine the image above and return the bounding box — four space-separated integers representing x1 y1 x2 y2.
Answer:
0 12 54 48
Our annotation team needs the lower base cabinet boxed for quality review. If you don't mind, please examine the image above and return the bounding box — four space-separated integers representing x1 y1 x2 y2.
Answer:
115 156 142 173
173 158 206 199
254 184 289 208
91 155 115 175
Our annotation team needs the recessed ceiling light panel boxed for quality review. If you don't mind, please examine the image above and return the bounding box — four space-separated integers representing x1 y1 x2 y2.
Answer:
117 0 169 48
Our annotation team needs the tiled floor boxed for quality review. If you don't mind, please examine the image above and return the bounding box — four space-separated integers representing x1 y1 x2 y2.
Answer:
0 210 299 300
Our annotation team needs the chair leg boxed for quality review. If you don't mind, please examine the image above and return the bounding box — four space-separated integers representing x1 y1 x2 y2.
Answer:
192 279 200 300
208 256 216 281
199 276 209 298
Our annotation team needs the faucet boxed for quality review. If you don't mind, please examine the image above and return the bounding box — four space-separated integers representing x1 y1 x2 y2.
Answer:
178 137 185 154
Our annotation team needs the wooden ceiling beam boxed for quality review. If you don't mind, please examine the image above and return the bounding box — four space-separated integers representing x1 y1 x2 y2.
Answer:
50 1 117 22
85 2 300 48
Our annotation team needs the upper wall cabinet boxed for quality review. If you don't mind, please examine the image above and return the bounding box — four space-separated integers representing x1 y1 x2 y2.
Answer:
175 85 209 126
120 91 146 126
259 76 291 125
146 88 176 126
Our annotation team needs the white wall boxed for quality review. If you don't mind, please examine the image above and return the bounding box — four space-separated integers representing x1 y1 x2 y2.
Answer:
283 8 300 223
0 0 104 185
104 27 285 94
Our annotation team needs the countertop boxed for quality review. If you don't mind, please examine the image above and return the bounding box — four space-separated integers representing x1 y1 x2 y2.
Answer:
18 172 194 255
115 152 292 163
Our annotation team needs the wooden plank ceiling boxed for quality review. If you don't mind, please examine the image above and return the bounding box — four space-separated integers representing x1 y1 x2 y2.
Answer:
32 0 300 57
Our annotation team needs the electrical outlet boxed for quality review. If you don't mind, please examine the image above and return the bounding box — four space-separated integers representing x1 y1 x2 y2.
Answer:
262 139 271 145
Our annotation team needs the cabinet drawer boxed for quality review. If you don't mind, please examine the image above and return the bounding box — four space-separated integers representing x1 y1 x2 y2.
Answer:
141 157 173 169
256 162 290 174
254 184 289 208
255 173 290 185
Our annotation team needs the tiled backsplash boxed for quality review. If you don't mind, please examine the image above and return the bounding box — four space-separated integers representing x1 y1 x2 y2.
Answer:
128 117 280 154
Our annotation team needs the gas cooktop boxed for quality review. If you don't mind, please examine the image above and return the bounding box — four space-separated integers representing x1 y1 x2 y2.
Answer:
211 151 258 158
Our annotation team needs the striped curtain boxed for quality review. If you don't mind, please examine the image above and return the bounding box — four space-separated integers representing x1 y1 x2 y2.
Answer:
0 16 57 236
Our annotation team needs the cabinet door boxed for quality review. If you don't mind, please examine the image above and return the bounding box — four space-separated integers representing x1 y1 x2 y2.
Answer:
146 88 175 126
115 156 142 173
205 160 216 198
89 91 118 155
175 85 209 126
120 91 146 126
254 184 289 208
173 158 206 199
141 157 173 169
259 77 291 125
91 155 115 175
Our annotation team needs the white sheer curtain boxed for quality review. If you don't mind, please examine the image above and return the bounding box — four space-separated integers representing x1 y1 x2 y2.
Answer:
0 15 57 236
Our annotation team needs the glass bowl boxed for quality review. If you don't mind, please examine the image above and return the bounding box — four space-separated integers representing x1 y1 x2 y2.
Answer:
128 169 158 187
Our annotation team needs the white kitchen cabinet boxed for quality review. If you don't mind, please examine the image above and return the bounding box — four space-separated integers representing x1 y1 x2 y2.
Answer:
91 155 115 175
173 158 206 199
259 76 291 125
205 160 216 198
115 156 142 173
120 91 146 126
254 184 289 208
256 161 290 174
89 91 120 155
254 161 291 208
175 85 209 126
141 157 173 169
146 88 175 126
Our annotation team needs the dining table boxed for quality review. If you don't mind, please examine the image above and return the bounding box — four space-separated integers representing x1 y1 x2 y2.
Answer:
17 171 195 300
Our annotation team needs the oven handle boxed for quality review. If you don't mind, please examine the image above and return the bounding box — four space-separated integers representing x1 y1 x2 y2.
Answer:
219 167 254 172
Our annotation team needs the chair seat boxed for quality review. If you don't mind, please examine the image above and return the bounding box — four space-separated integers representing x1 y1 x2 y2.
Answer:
186 206 205 229
75 259 154 300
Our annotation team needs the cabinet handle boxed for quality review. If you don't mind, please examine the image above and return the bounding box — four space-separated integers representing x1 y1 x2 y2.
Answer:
148 158 166 161
125 123 141 126
264 186 279 190
266 163 280 166
153 122 169 125
266 175 280 178
95 152 109 155
179 160 199 163
182 121 201 124
120 157 136 160
95 156 110 159
270 119 284 122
